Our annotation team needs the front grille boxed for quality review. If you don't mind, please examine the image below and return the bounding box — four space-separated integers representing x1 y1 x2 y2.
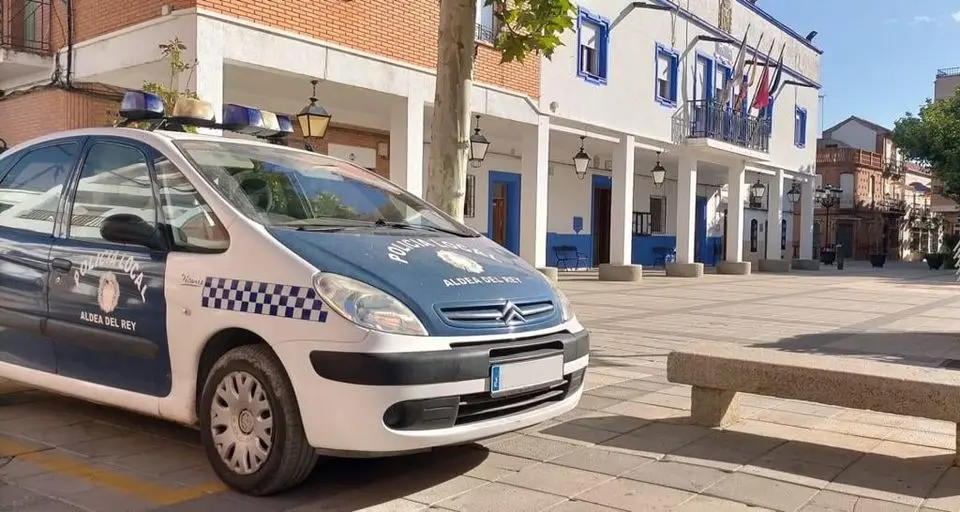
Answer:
436 299 556 329
383 369 585 431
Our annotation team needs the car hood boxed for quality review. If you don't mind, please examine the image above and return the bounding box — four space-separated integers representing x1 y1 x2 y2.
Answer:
267 228 563 336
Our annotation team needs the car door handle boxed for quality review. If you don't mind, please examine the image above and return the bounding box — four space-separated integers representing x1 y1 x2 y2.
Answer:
51 258 73 273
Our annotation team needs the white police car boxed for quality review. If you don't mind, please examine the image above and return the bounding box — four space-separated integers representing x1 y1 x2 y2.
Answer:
0 91 589 495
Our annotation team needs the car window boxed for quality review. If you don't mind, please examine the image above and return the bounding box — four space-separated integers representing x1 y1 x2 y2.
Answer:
174 140 475 236
68 142 158 244
0 143 78 235
154 156 229 252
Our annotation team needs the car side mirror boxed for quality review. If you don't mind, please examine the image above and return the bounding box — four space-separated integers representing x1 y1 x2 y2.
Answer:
100 213 167 251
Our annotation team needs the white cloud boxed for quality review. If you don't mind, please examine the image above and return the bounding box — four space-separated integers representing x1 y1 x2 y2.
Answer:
952 10 960 22
912 15 934 23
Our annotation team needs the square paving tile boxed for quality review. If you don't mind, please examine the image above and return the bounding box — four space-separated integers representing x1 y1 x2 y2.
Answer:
486 435 582 462
433 482 566 512
704 473 819 511
549 446 654 476
624 460 731 493
499 462 612 496
575 478 695 511
798 490 918 512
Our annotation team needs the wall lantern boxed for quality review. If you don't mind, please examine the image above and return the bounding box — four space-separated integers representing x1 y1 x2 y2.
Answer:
651 151 666 188
787 182 802 205
469 114 490 168
749 177 767 203
573 136 590 180
297 79 332 150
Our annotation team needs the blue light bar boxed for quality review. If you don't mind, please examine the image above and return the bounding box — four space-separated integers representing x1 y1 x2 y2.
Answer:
222 104 265 135
119 91 165 121
276 114 294 135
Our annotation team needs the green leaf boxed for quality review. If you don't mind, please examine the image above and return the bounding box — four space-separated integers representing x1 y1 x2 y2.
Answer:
893 90 960 203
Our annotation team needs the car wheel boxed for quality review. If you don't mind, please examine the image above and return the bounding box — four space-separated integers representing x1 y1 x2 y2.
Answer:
199 344 318 495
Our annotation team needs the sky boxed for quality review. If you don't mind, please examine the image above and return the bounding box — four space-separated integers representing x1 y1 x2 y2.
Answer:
759 0 960 136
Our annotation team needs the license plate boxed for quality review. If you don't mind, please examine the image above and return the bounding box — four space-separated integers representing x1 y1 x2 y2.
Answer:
490 355 564 397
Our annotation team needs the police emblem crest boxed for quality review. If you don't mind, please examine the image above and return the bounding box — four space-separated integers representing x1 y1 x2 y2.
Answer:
436 250 484 274
98 272 120 314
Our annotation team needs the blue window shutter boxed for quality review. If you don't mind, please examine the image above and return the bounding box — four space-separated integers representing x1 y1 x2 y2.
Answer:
670 52 679 102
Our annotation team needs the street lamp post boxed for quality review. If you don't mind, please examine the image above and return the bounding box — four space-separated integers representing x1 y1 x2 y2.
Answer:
816 184 842 262
786 182 801 257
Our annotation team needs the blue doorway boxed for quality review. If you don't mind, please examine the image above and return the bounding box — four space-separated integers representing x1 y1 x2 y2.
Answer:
488 171 521 255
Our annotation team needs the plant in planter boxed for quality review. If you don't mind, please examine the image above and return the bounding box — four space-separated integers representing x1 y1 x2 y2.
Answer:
925 252 944 270
867 212 886 268
942 233 960 270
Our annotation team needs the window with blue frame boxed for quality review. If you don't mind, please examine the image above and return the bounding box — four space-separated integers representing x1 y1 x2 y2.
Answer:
655 44 679 106
794 106 808 148
714 64 732 105
577 9 609 84
694 55 712 101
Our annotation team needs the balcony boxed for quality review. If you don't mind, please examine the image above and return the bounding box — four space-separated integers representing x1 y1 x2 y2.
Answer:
0 0 53 82
937 67 960 78
817 147 884 169
672 99 771 158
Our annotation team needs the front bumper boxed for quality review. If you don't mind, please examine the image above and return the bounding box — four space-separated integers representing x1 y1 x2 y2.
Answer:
275 329 589 453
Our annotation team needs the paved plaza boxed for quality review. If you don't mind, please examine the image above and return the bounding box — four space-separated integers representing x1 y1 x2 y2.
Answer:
2 262 960 511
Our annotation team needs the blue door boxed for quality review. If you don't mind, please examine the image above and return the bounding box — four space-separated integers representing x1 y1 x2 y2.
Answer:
46 138 170 397
0 139 84 373
488 171 521 255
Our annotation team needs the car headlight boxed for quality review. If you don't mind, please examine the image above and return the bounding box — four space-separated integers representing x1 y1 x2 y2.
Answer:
313 273 428 336
545 276 576 322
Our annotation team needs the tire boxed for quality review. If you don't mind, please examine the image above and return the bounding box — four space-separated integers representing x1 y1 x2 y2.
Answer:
198 344 318 495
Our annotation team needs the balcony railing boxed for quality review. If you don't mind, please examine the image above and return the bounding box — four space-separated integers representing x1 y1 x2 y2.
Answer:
0 0 52 55
937 67 960 78
676 99 771 153
476 22 498 44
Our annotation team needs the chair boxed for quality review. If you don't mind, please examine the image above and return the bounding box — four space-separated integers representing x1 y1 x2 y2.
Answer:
553 245 589 270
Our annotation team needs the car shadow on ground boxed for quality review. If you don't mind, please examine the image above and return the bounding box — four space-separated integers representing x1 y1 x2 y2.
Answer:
542 413 960 502
749 331 960 368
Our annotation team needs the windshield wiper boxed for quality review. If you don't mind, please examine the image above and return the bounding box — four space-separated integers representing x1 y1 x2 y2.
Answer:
374 219 478 237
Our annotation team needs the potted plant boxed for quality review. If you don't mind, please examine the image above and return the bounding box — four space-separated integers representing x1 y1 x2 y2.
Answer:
869 252 886 268
942 233 960 270
819 246 836 265
925 252 944 270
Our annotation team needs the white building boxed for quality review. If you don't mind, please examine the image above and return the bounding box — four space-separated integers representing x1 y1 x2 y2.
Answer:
0 0 822 278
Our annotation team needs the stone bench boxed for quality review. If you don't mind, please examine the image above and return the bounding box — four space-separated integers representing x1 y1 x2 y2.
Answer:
667 344 960 463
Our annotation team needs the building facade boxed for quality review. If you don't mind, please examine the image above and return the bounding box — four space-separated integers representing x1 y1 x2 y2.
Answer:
0 0 822 277
817 117 936 260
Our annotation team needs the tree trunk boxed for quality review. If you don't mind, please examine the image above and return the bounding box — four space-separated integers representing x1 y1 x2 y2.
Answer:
427 0 476 221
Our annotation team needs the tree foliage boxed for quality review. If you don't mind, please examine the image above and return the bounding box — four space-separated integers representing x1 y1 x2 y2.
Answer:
891 91 960 204
427 0 576 221
490 0 578 64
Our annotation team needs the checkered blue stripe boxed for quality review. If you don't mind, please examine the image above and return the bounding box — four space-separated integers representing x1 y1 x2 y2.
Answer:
200 277 329 323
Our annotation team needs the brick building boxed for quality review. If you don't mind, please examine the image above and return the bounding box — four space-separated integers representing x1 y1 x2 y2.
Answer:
815 116 935 261
1 0 823 275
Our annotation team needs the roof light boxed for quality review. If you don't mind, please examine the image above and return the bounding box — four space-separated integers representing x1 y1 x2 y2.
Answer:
222 104 265 135
170 97 216 127
119 91 165 121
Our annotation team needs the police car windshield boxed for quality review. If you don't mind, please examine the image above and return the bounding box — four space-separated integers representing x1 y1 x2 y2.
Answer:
175 140 477 236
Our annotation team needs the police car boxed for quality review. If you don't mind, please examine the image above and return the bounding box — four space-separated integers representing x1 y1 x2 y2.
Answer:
0 91 589 495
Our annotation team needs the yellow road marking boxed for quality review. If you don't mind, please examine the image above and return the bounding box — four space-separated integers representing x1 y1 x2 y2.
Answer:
0 437 227 505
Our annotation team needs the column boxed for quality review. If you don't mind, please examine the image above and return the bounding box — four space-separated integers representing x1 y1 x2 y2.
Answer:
676 154 697 264
765 170 784 259
799 178 815 259
725 164 746 263
191 20 224 136
520 115 550 269
389 88 425 197
610 134 636 265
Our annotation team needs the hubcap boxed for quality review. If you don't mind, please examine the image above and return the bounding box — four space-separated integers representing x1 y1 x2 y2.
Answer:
210 371 274 475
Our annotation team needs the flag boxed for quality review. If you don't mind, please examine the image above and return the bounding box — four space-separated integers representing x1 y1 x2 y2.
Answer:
768 42 786 99
750 40 776 111
719 25 750 105
734 33 763 111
